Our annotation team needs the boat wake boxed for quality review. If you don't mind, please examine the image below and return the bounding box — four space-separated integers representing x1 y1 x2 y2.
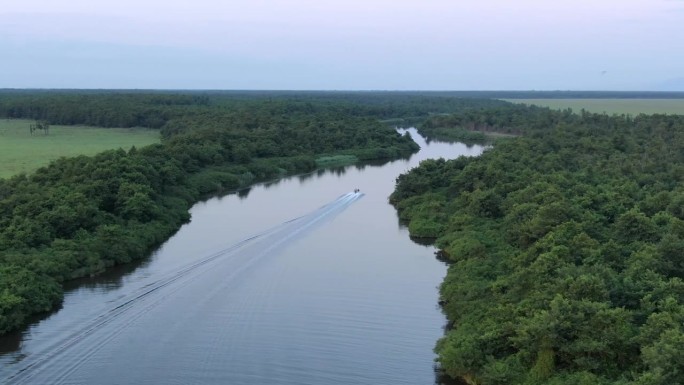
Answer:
3 192 363 384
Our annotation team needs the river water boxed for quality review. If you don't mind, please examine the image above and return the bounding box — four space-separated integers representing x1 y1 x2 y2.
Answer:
0 129 484 384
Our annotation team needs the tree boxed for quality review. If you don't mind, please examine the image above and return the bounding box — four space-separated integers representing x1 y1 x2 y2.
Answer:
29 120 50 135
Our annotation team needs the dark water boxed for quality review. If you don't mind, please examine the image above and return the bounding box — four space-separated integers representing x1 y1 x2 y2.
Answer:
0 129 483 384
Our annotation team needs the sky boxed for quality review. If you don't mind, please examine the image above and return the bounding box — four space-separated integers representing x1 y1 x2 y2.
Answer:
1 0 683 90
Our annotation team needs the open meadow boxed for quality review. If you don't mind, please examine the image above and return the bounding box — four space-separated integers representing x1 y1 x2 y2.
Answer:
0 119 159 178
506 98 684 115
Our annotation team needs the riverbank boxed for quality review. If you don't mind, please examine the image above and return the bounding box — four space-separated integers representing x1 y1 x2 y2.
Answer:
1 139 417 335
390 108 684 384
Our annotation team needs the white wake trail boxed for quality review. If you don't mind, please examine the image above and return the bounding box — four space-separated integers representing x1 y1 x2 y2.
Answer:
4 192 363 385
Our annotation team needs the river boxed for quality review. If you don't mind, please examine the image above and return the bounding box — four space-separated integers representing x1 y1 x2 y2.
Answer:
0 128 484 384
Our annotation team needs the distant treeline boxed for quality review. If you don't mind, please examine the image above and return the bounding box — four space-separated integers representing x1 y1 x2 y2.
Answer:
0 91 512 132
391 106 684 384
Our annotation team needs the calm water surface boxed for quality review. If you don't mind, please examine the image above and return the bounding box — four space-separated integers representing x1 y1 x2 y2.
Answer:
0 129 483 384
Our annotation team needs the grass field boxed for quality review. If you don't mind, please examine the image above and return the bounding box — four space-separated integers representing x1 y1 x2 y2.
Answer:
505 99 684 115
0 119 160 179
315 154 359 167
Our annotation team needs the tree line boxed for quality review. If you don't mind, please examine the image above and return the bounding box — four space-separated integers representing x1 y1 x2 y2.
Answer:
391 107 684 384
0 90 511 132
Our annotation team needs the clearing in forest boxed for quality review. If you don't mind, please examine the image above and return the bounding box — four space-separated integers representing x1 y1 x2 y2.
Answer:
506 98 684 115
0 119 159 178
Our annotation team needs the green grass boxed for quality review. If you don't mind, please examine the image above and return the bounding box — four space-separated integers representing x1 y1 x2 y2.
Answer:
0 119 160 179
314 154 359 167
505 99 684 115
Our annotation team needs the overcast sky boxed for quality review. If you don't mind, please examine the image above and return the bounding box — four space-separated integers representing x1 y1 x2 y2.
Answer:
1 0 683 90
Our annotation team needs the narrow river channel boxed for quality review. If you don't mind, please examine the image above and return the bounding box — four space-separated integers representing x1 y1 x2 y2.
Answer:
0 128 484 384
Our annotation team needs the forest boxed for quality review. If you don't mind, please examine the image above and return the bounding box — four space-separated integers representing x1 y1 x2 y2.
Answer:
391 106 684 384
0 91 512 335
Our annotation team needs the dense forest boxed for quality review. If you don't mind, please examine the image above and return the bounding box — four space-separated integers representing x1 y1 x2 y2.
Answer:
391 107 684 384
0 90 512 133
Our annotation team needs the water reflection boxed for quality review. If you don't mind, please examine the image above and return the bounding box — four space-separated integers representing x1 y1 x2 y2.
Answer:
298 172 315 183
0 328 24 354
63 259 154 292
436 368 470 385
409 236 438 247
423 136 484 148
237 186 251 199
262 179 281 188
353 157 398 169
